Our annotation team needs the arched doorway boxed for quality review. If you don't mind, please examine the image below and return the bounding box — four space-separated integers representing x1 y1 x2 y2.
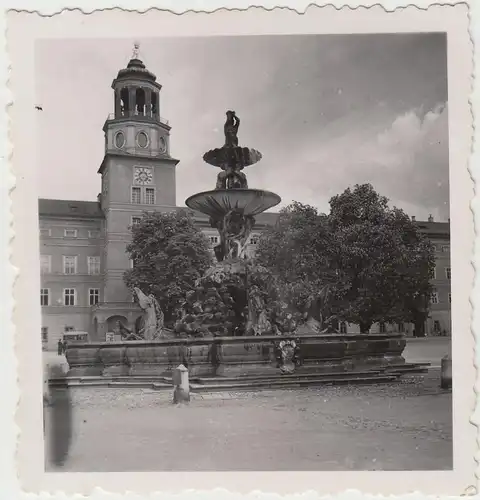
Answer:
106 315 129 336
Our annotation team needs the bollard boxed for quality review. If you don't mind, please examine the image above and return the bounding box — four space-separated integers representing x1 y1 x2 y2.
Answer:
440 354 452 390
172 364 190 404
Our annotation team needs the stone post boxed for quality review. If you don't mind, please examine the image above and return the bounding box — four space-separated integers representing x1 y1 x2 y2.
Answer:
440 354 452 389
172 364 190 404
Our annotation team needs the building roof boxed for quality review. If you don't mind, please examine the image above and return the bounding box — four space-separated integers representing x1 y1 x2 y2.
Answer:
414 220 450 238
37 197 450 240
38 198 104 219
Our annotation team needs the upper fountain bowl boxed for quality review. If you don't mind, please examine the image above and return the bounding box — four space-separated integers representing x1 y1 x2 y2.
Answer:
203 146 263 169
185 189 281 219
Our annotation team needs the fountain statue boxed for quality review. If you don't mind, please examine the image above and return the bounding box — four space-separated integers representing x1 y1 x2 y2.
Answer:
179 111 286 337
133 286 169 339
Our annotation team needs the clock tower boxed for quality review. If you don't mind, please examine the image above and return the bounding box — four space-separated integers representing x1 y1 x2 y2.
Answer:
96 45 179 329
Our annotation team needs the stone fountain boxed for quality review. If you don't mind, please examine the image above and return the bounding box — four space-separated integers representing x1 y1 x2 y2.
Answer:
170 110 285 338
62 112 420 386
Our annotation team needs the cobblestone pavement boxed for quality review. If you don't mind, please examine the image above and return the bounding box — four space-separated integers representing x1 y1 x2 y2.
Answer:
45 370 452 472
402 337 451 366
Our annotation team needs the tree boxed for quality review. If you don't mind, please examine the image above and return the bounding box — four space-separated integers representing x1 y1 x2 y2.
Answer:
255 202 339 331
124 210 213 325
328 184 435 333
255 185 435 334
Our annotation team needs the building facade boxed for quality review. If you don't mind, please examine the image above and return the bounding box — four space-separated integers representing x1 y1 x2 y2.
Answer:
39 55 451 350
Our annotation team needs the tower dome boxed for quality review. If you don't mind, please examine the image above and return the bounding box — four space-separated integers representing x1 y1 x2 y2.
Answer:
116 54 157 83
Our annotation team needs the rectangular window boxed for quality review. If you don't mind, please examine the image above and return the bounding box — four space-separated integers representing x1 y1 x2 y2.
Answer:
433 320 441 333
131 187 141 204
64 288 76 306
64 229 78 238
145 187 155 205
379 322 386 333
40 228 51 237
340 322 347 334
88 230 100 238
41 327 48 343
40 288 49 306
448 292 452 304
40 255 51 274
209 236 219 245
87 256 101 275
445 267 451 280
131 216 141 226
430 291 439 304
442 245 450 253
250 236 259 245
398 322 405 333
89 288 100 306
64 326 74 332
63 256 77 274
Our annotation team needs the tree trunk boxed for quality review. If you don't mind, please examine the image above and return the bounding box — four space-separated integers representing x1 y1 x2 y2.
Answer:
359 322 371 334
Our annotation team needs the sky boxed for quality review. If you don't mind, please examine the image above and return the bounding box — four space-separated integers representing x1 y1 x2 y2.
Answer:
35 34 449 221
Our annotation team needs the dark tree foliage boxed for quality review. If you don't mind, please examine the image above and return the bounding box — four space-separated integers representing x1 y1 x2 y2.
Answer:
255 201 339 328
255 185 435 334
124 210 213 325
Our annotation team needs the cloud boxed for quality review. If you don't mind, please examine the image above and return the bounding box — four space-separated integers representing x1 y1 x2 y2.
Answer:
264 103 449 220
366 103 449 220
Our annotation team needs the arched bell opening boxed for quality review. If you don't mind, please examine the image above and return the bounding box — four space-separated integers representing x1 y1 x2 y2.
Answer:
136 88 146 116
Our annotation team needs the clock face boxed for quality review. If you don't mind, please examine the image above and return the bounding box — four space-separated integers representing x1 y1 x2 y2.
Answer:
134 167 153 185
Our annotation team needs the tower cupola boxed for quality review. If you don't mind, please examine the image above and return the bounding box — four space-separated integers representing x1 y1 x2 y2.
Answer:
111 43 162 123
102 43 173 159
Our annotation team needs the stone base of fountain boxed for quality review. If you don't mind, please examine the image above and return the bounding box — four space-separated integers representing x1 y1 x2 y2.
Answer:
64 333 412 380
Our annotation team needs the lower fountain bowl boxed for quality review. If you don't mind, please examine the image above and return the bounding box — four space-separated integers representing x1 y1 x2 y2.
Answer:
185 189 281 219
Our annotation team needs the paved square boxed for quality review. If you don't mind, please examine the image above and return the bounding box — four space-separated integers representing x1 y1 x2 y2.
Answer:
45 370 451 472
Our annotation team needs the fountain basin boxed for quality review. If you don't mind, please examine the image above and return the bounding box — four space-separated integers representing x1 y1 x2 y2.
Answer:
203 146 262 168
185 189 281 219
64 333 407 378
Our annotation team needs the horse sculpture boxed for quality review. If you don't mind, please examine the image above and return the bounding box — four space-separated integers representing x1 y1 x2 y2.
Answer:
133 287 166 340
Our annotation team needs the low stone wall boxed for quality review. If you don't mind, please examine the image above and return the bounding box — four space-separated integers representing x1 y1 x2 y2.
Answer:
65 333 406 378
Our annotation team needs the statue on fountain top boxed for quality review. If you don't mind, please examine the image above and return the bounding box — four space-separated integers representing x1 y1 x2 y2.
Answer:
224 110 240 148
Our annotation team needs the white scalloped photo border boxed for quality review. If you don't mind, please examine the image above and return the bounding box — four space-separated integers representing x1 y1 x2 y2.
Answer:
1 2 478 499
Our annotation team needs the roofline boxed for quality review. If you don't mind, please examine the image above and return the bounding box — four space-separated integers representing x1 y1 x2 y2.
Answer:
102 116 171 132
111 78 162 92
39 213 105 220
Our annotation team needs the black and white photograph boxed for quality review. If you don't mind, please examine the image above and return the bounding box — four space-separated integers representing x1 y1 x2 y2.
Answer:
7 5 475 496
